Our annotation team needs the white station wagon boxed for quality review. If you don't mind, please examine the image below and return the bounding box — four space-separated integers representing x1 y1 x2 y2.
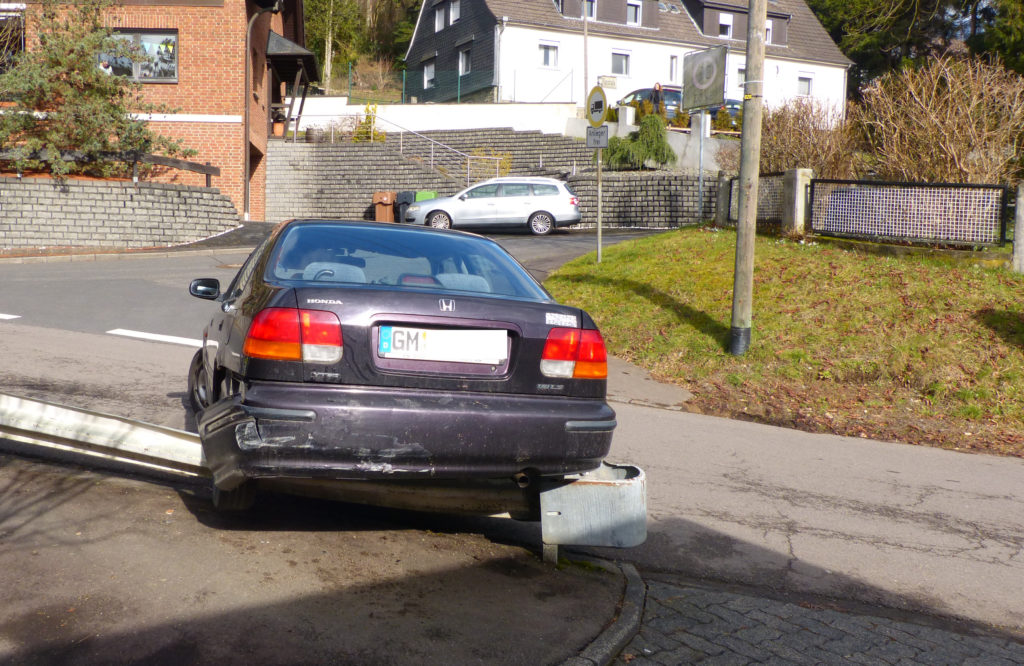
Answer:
404 176 582 236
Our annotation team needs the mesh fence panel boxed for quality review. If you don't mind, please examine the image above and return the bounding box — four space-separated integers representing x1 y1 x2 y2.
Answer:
810 180 1006 245
728 174 784 227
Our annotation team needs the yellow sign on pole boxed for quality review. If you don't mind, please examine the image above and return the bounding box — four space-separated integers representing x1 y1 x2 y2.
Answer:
587 86 608 129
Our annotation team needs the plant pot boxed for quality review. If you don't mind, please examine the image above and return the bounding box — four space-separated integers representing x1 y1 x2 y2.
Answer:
272 121 285 137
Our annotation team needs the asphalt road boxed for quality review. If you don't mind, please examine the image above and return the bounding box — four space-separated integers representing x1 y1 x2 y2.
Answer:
2 230 1024 658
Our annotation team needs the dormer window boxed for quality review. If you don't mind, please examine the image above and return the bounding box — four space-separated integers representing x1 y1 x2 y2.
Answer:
718 12 733 38
553 0 564 11
585 0 596 20
627 0 642 25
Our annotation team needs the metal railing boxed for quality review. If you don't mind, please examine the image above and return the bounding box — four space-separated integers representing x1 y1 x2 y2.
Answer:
281 112 502 186
809 179 1009 246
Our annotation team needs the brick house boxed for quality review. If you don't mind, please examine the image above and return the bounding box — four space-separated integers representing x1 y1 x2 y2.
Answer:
404 0 850 115
1 0 318 222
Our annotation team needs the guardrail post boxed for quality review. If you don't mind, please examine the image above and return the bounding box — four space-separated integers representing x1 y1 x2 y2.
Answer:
782 168 813 236
715 172 731 227
1013 184 1024 274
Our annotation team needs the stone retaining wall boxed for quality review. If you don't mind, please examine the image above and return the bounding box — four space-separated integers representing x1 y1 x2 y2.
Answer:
0 177 241 249
567 171 718 228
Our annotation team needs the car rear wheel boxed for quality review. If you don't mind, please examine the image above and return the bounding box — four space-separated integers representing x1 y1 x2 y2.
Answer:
528 212 554 236
428 211 451 229
211 481 255 511
188 349 209 414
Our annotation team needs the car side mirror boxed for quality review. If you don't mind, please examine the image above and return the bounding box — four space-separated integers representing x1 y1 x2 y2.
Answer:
190 278 221 300
459 194 468 201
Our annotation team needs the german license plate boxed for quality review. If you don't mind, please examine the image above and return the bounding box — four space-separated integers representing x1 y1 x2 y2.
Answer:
379 326 508 364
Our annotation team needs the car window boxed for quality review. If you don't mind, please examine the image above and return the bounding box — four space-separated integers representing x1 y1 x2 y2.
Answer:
564 182 577 196
465 184 499 199
266 223 551 301
665 90 682 105
533 184 559 196
500 184 531 197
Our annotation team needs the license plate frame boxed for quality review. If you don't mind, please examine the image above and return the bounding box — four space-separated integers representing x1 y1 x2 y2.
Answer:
378 326 508 365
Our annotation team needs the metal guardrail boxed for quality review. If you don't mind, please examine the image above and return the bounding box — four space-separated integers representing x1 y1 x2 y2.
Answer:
284 112 501 186
0 393 206 479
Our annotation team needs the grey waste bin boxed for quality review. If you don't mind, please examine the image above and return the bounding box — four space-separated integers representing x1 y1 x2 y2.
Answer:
396 191 416 223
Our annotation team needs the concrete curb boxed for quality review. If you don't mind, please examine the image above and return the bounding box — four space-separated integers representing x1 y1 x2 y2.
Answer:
563 561 646 666
0 246 255 264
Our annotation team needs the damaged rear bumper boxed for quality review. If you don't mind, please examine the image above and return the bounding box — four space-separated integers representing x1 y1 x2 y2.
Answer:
198 381 616 490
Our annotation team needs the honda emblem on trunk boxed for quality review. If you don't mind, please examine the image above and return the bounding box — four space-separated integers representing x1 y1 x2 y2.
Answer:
439 298 455 312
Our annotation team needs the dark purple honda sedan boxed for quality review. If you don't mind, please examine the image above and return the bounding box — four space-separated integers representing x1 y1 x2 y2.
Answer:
188 220 615 510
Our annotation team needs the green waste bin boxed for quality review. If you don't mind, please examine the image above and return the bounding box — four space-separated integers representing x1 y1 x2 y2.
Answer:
415 190 438 202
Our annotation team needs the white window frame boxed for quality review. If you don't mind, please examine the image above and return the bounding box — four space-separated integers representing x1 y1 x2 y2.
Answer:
552 0 564 12
626 0 642 25
718 12 733 39
584 0 596 20
434 7 444 32
797 74 813 96
424 60 436 89
539 42 559 68
669 55 678 82
737 67 745 90
765 19 773 44
459 47 471 76
611 51 630 76
450 0 461 24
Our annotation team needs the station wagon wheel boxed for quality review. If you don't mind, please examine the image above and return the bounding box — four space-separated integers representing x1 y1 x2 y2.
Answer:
528 212 553 236
188 349 209 413
428 211 451 229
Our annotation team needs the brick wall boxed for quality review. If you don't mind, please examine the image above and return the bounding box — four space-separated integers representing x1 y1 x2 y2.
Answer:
567 171 718 228
0 177 241 249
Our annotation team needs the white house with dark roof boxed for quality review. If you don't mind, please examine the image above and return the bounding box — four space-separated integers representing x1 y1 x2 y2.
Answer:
404 0 851 114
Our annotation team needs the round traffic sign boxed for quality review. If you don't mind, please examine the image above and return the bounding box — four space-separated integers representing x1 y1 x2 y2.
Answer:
587 86 608 128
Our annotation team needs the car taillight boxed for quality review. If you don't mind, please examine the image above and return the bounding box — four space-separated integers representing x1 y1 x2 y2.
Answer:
569 196 579 207
540 327 607 379
244 308 343 364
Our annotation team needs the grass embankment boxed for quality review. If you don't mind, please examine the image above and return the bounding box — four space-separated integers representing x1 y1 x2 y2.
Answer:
545 228 1024 456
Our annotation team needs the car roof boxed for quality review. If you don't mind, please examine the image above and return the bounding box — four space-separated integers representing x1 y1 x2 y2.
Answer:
485 176 564 184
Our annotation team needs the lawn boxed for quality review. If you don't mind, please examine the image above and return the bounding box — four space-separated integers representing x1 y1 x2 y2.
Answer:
545 227 1024 456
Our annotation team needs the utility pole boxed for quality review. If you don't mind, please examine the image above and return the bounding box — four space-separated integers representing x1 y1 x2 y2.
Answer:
728 0 767 355
582 0 589 100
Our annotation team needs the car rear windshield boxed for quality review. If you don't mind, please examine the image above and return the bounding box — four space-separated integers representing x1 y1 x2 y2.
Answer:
267 222 552 301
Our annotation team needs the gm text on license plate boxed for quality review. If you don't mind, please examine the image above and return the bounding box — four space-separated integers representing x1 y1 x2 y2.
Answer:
379 326 508 365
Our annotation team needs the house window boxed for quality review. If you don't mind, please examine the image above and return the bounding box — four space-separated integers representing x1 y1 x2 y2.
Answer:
552 0 564 12
611 52 629 76
737 67 745 93
99 30 178 83
765 19 773 44
540 43 558 68
669 55 678 81
584 0 596 19
451 0 461 23
424 60 436 89
435 7 444 31
0 8 24 75
626 0 642 25
459 48 471 76
718 12 733 38
797 74 812 96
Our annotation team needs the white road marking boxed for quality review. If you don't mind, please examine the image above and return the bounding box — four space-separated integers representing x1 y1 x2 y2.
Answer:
0 313 21 320
107 329 203 348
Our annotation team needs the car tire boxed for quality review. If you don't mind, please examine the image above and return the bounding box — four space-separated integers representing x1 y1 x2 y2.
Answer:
188 349 209 414
211 481 256 511
528 212 554 236
428 211 451 229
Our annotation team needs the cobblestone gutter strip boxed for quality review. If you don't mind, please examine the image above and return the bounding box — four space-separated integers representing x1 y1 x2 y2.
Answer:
617 577 1024 665
565 562 646 666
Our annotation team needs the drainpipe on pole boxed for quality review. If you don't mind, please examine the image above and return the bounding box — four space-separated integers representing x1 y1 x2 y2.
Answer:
243 0 281 222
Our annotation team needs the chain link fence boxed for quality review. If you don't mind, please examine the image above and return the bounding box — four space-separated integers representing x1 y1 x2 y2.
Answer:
809 180 1009 246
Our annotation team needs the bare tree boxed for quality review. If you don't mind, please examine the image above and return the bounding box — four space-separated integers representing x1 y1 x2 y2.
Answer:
853 54 1024 184
759 98 861 179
